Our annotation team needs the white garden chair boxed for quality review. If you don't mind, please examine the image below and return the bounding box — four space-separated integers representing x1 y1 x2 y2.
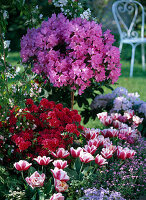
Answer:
112 0 146 77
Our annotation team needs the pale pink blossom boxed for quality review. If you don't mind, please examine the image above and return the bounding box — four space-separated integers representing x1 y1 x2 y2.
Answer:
25 171 45 189
100 116 113 126
54 179 69 193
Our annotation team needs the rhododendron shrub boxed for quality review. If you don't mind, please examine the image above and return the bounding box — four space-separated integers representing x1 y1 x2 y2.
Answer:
0 98 84 161
21 13 121 95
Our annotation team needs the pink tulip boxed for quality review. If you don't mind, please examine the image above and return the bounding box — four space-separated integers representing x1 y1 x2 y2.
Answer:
101 148 113 159
79 151 94 163
132 115 143 126
117 146 136 160
95 154 108 166
83 145 97 155
97 135 105 146
112 120 122 129
49 193 64 200
100 116 113 126
33 156 53 166
124 110 134 120
101 129 118 138
111 113 121 120
97 112 108 120
87 138 100 148
53 160 68 169
51 148 70 158
70 147 82 158
83 128 100 140
51 167 70 181
54 179 69 192
118 128 129 140
14 160 32 171
25 171 45 189
118 115 127 123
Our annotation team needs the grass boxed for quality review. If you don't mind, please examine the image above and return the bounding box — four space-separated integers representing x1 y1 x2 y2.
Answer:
7 44 146 128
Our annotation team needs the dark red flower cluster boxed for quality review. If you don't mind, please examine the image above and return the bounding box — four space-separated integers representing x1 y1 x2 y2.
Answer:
3 98 84 159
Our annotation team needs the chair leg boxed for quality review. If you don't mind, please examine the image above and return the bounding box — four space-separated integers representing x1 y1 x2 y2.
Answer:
130 45 136 77
119 41 123 53
141 44 145 71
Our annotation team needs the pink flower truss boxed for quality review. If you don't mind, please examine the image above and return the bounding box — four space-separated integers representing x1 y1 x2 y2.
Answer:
21 13 121 94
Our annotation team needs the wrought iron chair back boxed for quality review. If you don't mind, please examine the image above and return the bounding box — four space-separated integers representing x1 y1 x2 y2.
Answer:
112 0 146 77
112 0 145 39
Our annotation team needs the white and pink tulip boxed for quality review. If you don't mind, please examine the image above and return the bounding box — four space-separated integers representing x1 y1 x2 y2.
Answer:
101 147 113 159
25 171 45 189
49 193 64 200
53 160 68 169
51 167 70 181
54 179 69 193
95 154 108 166
70 147 82 158
83 145 97 155
51 148 70 159
79 151 94 163
14 160 32 171
33 156 53 166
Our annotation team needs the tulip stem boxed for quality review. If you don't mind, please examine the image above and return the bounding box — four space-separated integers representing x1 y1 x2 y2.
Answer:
42 166 44 172
21 171 25 181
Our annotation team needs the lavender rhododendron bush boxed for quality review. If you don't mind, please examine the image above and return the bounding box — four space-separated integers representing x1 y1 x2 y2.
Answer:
21 13 121 95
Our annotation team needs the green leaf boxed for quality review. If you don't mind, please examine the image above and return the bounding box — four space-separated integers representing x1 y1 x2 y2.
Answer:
44 178 53 194
64 168 78 180
32 193 37 200
82 166 94 176
28 166 36 175
74 157 81 174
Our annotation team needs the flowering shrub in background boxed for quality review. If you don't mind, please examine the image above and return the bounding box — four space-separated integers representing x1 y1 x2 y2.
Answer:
52 0 92 20
21 13 121 95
